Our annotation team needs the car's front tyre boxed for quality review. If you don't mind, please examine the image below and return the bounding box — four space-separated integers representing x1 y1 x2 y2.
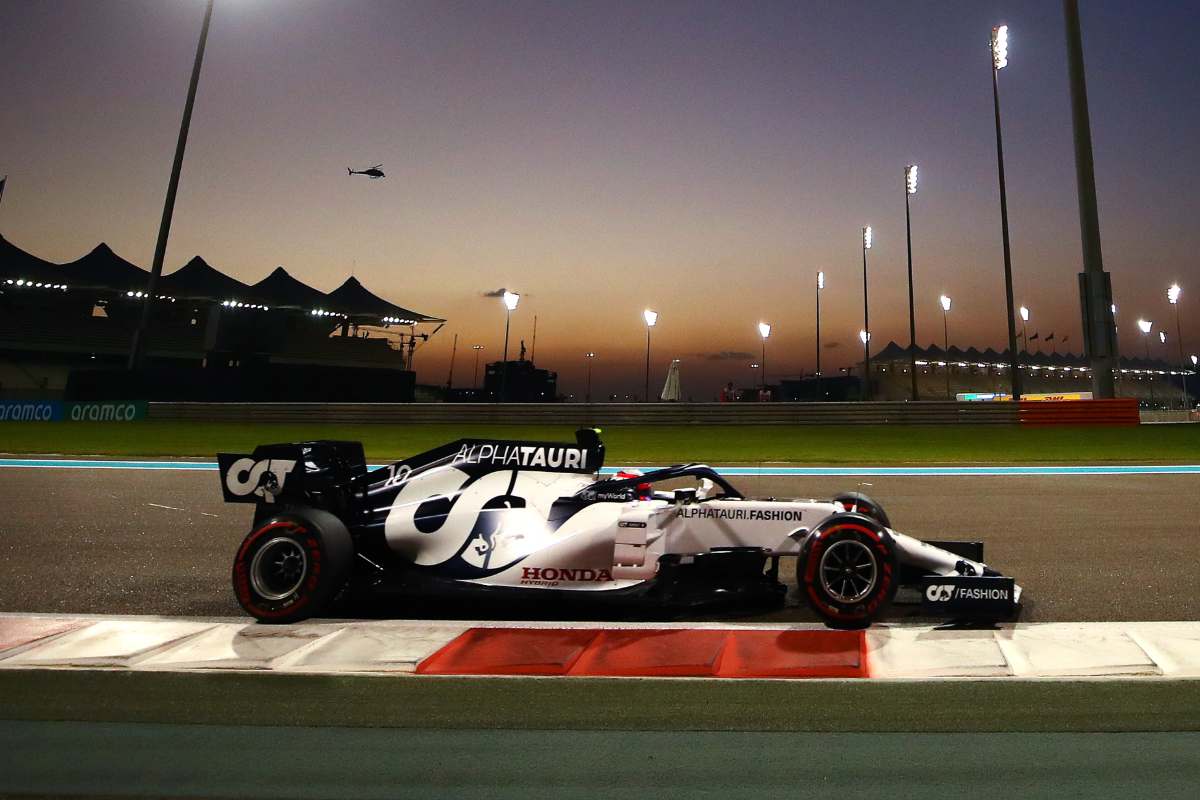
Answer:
832 491 891 529
232 508 352 624
798 513 898 629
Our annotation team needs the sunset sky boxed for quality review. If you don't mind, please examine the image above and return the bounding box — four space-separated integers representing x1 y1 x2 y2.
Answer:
2 0 1198 398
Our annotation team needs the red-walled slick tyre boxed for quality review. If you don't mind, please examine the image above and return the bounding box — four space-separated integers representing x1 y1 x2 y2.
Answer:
799 513 898 630
232 508 352 624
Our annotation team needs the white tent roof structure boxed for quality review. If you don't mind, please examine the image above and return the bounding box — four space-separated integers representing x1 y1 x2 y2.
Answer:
660 358 682 402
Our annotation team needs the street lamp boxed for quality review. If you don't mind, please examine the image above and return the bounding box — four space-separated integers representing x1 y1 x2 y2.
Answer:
1019 306 1030 357
499 291 520 402
758 322 772 389
940 295 953 399
861 226 873 400
1138 318 1155 405
129 0 215 369
859 329 871 395
584 352 597 403
815 271 825 402
643 308 658 402
990 23 1022 400
904 165 920 401
1169 283 1187 408
471 345 484 388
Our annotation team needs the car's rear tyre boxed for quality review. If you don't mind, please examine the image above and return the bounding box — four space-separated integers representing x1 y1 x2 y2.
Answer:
798 513 898 630
232 508 353 624
832 492 891 529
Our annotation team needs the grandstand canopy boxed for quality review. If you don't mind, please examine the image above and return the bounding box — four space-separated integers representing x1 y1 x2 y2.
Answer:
250 266 330 310
0 237 443 323
0 234 63 284
58 243 147 291
326 276 445 323
160 256 250 302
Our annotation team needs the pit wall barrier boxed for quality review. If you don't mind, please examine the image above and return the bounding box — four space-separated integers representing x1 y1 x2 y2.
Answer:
149 400 1139 426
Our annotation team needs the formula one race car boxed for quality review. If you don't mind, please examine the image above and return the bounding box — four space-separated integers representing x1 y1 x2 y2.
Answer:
219 429 1021 629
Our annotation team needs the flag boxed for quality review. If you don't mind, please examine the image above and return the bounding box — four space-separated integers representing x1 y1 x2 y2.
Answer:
1046 332 1055 342
1029 331 1040 341
1062 335 1069 343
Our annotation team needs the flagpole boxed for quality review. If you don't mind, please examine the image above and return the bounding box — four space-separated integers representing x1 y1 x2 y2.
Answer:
128 0 215 370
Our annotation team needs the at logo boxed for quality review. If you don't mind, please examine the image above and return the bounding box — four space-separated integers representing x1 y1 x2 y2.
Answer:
225 458 297 502
925 584 956 602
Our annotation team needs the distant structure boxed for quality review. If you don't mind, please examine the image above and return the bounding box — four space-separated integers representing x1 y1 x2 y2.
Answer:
0 235 443 401
777 340 1192 406
660 359 681 401
481 356 557 402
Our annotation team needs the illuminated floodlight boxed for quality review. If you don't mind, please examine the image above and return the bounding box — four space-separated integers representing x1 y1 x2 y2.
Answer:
862 226 873 250
502 290 520 311
1159 331 1167 344
905 164 918 195
758 322 772 340
1019 305 1029 322
859 329 871 344
585 351 596 358
1137 318 1153 334
1111 303 1117 315
1168 283 1182 304
991 25 1009 70
940 294 952 312
817 271 825 290
1191 355 1198 366
643 308 658 327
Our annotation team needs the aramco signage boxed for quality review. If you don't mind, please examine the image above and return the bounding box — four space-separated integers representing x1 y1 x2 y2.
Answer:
0 401 147 422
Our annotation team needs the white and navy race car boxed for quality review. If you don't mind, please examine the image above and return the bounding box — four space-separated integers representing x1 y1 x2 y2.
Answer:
219 429 1021 629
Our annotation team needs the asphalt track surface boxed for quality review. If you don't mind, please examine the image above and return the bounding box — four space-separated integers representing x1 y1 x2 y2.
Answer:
2 465 1197 623
4 721 1198 799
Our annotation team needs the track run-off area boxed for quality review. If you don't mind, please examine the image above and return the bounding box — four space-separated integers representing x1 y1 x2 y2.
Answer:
2 456 1199 798
1 457 1197 622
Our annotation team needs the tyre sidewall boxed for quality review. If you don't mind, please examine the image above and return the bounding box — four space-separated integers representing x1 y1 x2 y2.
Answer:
800 514 898 629
232 509 351 623
832 492 891 529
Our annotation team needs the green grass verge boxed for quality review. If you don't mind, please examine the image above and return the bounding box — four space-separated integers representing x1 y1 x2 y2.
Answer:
1 420 1198 463
2 670 1197 732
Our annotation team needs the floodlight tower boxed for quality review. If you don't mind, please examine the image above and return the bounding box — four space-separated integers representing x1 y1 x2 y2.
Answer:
989 23 1023 400
500 291 520 402
584 351 597 404
904 164 920 400
471 345 484 388
1169 283 1187 408
861 226 873 400
940 295 953 399
758 322 772 389
129 0 215 369
1064 0 1118 398
643 309 658 402
816 271 825 401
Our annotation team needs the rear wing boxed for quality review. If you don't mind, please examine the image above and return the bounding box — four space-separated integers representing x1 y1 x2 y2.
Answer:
217 440 366 505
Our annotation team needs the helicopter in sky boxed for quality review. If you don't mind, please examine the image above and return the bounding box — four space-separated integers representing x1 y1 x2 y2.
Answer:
348 164 385 179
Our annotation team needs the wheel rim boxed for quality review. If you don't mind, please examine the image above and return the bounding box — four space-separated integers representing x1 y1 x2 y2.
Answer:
249 537 308 600
818 538 877 604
